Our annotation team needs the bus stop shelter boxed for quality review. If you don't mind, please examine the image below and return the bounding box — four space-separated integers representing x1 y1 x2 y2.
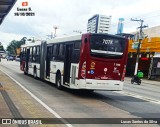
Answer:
0 0 17 25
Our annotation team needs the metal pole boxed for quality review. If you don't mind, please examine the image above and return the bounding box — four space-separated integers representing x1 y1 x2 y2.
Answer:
134 38 142 75
131 18 147 76
134 20 143 75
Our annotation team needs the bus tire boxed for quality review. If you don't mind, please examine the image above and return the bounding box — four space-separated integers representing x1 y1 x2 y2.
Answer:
33 68 37 79
24 68 27 75
56 73 62 89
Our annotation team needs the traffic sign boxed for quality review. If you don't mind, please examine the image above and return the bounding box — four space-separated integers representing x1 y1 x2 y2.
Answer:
132 42 141 49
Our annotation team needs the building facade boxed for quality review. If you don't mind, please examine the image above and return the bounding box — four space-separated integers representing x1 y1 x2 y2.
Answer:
87 14 111 34
131 25 160 38
126 36 160 79
116 26 160 79
143 25 160 37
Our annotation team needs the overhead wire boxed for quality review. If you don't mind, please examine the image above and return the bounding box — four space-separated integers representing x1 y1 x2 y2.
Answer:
110 9 160 34
111 10 160 27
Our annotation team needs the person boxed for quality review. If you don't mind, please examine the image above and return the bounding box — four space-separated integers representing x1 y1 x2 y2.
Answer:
131 70 144 85
137 70 144 79
133 70 143 82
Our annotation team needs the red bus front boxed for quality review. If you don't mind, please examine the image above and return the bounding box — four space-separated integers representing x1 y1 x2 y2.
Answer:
78 33 128 90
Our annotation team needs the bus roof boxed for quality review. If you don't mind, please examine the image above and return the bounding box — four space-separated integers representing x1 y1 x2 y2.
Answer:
20 33 126 48
21 41 42 48
47 33 126 44
47 34 82 44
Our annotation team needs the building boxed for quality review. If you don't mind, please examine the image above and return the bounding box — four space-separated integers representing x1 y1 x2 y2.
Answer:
87 14 111 34
117 18 124 34
131 25 160 38
112 26 160 79
143 25 160 37
126 35 160 80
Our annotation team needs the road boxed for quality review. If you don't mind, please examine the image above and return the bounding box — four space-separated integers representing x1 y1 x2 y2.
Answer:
123 76 160 99
0 59 160 127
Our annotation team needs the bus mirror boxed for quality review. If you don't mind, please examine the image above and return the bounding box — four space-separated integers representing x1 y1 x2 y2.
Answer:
85 38 88 43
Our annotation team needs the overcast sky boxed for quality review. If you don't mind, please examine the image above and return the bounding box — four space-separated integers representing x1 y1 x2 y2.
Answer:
1 0 160 48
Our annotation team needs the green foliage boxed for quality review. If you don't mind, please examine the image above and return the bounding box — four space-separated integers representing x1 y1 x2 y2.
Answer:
0 45 5 51
6 37 27 55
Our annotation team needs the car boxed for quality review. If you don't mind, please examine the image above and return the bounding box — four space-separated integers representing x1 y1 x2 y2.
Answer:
6 56 14 61
12 55 16 60
15 55 20 61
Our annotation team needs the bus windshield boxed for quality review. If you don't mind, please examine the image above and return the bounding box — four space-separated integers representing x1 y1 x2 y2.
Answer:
90 35 126 58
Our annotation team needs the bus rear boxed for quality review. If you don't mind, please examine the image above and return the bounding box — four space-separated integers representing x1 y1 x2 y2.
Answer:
78 33 128 90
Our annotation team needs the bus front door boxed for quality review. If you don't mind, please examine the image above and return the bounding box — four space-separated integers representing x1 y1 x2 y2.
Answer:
46 46 52 78
63 45 73 85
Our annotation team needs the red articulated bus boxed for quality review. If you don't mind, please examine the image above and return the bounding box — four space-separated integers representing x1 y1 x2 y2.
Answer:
20 33 128 91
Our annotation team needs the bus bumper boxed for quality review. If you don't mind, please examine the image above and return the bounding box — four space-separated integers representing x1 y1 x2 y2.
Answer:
72 79 123 91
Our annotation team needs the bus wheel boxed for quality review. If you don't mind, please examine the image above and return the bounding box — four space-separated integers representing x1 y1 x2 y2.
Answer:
33 69 37 79
24 68 27 75
56 73 62 89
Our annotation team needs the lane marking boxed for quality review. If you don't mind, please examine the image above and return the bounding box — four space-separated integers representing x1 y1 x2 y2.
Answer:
0 69 73 127
114 91 160 105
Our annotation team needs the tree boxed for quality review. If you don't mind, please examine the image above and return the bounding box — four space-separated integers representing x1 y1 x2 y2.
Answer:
7 40 17 55
0 45 5 51
20 37 27 45
6 37 27 55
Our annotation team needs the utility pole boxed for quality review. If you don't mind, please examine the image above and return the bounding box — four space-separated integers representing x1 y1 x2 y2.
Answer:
53 26 58 37
131 18 148 76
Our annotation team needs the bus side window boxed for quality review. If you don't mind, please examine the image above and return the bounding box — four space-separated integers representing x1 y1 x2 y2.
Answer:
32 46 36 62
72 41 81 63
37 46 40 55
52 44 58 60
59 44 64 56
34 46 40 63
57 44 64 61
29 47 33 62
74 41 81 49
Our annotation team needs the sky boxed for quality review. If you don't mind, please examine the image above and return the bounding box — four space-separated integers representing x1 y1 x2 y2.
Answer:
1 0 160 48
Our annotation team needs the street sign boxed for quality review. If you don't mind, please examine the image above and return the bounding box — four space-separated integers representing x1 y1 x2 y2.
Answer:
132 42 141 49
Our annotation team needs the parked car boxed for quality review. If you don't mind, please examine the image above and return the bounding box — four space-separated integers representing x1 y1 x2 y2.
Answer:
15 55 20 61
12 55 16 60
6 56 14 61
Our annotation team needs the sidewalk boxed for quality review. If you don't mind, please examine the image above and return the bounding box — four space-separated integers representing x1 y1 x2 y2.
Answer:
124 77 160 86
0 69 64 127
